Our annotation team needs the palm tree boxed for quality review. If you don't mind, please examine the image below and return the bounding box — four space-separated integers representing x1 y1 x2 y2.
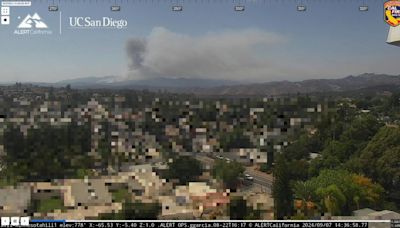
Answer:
316 184 346 216
353 195 360 210
293 181 318 216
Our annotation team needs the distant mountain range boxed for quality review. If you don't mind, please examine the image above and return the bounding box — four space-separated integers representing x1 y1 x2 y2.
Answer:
190 73 400 96
23 73 400 96
55 76 240 89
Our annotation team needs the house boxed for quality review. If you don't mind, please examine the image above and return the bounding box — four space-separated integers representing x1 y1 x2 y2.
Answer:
63 178 113 207
353 208 377 217
33 168 168 220
126 164 171 199
234 148 268 164
243 192 274 219
30 182 67 207
158 195 195 219
0 185 31 216
368 210 400 220
158 182 230 219
330 208 400 228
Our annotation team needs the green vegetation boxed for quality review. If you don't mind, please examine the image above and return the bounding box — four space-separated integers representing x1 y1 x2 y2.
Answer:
99 201 161 220
112 188 131 203
31 197 65 213
275 91 400 217
212 160 244 190
259 163 273 174
272 153 293 219
323 124 400 211
273 92 400 217
293 169 383 216
1 86 400 218
0 169 23 188
168 156 203 185
75 168 96 179
2 123 93 181
358 127 400 203
219 128 252 151
229 196 263 219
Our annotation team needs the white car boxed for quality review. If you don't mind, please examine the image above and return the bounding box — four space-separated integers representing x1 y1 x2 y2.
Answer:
244 174 254 181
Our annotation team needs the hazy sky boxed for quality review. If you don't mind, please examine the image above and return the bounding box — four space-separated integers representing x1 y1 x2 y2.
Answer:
0 0 398 83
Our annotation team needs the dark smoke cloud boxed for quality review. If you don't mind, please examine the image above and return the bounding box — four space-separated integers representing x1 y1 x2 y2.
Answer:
126 38 147 69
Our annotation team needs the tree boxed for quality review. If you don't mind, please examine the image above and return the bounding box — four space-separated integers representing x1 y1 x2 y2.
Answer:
229 196 262 219
97 121 112 171
317 114 382 166
229 196 248 219
123 201 161 219
296 169 384 215
293 181 319 218
212 160 244 190
375 146 400 201
100 200 161 219
316 184 346 216
283 134 317 161
3 123 93 181
386 92 400 109
359 126 400 202
168 156 203 185
308 155 340 178
321 140 356 162
288 160 309 181
272 153 293 219
293 181 318 205
340 114 382 143
351 174 384 209
219 128 252 152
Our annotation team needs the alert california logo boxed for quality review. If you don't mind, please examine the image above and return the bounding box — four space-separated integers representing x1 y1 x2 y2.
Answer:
384 0 400 26
14 12 52 35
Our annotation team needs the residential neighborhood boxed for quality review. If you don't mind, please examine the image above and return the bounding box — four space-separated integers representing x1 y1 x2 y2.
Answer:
0 83 399 222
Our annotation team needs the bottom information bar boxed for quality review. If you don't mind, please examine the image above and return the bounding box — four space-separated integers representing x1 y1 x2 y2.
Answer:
24 220 398 228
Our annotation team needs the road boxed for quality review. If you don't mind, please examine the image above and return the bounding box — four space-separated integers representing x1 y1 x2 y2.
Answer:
244 166 273 193
194 154 273 193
